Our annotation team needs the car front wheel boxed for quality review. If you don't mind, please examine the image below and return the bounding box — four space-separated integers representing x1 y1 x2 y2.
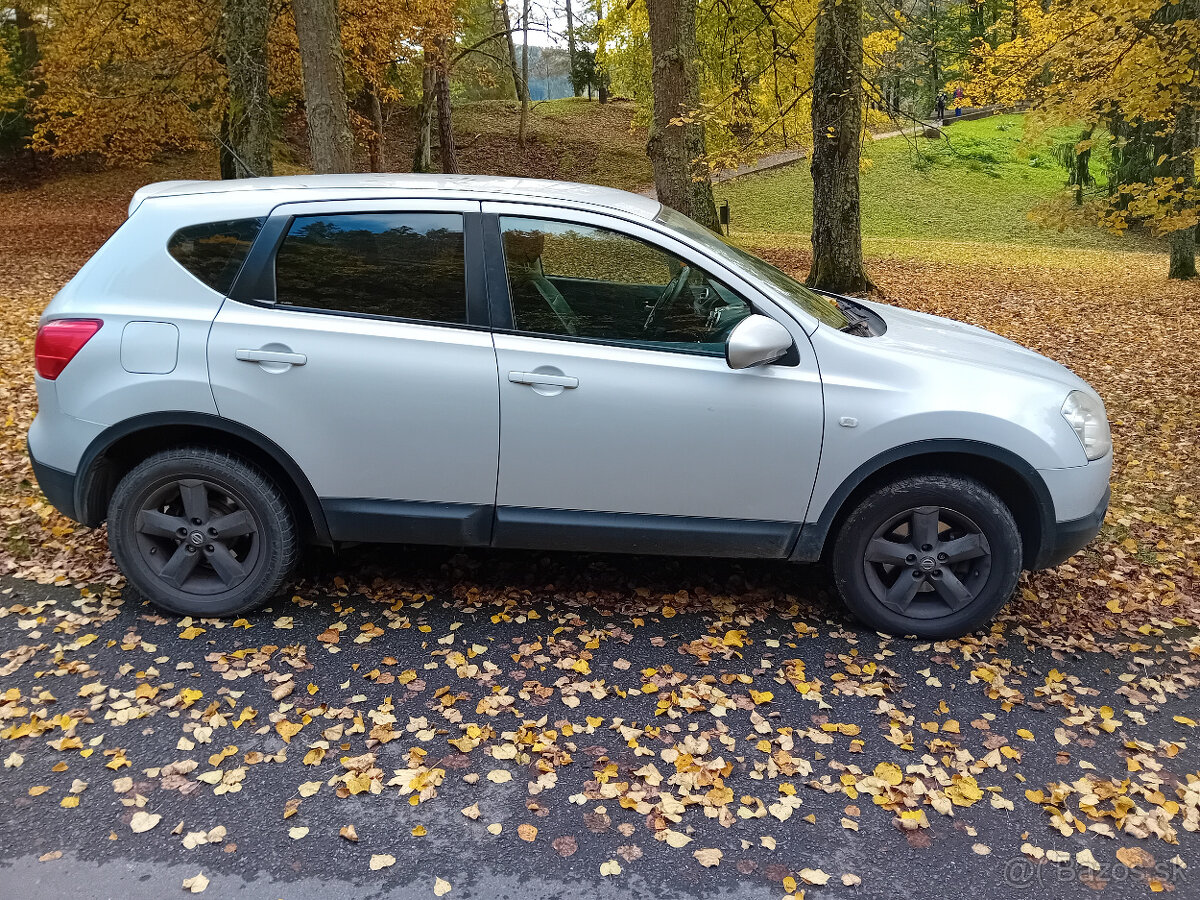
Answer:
831 473 1022 638
108 447 298 617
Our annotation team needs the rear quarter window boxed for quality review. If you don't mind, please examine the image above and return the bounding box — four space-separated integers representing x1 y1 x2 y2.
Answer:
167 217 265 294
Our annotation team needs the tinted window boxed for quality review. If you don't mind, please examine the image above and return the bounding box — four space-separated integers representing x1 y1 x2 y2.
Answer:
168 217 264 294
499 216 751 354
274 213 466 323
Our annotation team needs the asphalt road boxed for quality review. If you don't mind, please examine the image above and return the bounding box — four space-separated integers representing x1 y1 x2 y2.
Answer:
0 545 1195 899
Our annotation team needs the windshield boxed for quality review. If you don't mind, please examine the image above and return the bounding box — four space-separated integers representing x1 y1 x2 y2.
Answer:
653 206 850 330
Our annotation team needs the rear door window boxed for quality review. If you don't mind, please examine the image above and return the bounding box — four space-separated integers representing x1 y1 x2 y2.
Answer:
273 212 466 324
168 217 264 294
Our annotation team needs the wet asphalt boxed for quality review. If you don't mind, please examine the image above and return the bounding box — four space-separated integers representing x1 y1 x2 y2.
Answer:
0 545 1195 900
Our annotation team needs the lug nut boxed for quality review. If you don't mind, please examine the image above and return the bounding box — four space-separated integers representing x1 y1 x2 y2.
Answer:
191 517 202 525
937 552 948 561
905 554 917 564
205 544 215 553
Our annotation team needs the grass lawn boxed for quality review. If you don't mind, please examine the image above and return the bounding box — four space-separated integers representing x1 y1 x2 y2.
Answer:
715 114 1161 256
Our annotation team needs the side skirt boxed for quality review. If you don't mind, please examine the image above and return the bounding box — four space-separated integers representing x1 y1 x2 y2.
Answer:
492 507 799 559
322 499 493 546
319 500 802 559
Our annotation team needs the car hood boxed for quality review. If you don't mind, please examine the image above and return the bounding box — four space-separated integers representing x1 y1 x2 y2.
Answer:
855 299 1086 389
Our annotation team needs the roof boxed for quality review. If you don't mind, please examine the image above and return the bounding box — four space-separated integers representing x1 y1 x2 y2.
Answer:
129 173 661 220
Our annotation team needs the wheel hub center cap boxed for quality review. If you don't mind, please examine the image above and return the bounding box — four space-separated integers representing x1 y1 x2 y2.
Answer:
188 531 205 547
919 556 937 572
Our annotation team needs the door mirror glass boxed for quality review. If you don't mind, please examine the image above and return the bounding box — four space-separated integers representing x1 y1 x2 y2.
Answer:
725 315 794 369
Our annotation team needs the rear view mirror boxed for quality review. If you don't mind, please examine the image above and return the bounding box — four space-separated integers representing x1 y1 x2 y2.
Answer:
725 315 794 369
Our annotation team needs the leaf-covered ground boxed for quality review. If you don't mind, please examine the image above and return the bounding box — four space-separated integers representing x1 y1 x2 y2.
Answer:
0 168 1197 899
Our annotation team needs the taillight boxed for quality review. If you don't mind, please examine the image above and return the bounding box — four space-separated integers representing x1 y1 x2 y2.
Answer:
35 319 103 380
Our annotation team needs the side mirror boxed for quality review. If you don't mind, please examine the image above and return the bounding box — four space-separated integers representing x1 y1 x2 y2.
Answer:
725 315 794 369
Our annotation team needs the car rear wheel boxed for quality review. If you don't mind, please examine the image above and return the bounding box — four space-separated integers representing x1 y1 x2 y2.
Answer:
108 447 298 617
830 473 1022 638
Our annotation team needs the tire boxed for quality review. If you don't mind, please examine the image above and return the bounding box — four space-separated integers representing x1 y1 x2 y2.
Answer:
830 473 1022 638
107 447 298 617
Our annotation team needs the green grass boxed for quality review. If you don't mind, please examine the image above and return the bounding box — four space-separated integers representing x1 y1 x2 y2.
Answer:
715 114 1160 254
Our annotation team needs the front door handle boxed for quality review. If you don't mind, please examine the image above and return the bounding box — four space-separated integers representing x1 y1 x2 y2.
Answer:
236 348 307 366
508 371 578 388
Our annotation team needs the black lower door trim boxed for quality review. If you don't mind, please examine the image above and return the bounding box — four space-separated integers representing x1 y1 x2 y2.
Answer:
492 507 800 559
322 499 492 546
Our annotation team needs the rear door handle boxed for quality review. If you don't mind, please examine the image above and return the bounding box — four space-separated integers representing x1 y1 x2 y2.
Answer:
236 349 307 366
508 371 578 388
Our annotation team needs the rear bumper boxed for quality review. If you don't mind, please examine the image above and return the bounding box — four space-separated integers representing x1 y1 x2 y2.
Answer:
28 444 79 521
1033 486 1109 569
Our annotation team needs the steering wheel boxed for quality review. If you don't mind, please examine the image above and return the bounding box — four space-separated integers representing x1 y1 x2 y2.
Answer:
643 266 691 336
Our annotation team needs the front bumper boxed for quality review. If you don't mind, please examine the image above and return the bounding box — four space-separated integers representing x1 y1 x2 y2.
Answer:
1033 486 1109 569
29 441 79 521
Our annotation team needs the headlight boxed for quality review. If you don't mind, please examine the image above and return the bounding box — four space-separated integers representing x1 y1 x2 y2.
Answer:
1061 391 1111 461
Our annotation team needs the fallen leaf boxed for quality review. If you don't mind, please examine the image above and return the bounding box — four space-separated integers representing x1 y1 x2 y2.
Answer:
130 811 162 834
182 873 209 893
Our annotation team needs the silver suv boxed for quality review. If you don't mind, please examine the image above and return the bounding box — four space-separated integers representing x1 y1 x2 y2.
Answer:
28 175 1111 637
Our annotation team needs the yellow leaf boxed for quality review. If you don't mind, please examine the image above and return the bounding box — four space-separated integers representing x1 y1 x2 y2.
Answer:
874 762 903 785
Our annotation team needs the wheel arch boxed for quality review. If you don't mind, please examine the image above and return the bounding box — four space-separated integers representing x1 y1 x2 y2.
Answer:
75 412 332 546
791 439 1054 569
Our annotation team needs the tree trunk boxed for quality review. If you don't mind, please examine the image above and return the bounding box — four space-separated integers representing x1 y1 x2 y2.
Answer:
221 0 273 178
565 0 580 97
293 0 354 173
498 0 523 101
435 39 460 174
519 0 530 149
645 0 720 231
1168 103 1197 279
366 81 385 172
595 0 608 103
412 57 436 172
807 0 874 292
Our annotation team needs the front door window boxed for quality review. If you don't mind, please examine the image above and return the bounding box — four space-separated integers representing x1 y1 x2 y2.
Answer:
498 216 751 355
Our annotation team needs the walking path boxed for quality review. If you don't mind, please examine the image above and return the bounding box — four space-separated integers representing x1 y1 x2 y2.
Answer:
638 106 1002 199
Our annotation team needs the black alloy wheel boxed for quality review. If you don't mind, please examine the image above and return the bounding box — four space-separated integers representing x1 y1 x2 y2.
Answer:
862 504 991 619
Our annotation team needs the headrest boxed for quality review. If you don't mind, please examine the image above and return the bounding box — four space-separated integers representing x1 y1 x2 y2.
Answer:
503 230 546 269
